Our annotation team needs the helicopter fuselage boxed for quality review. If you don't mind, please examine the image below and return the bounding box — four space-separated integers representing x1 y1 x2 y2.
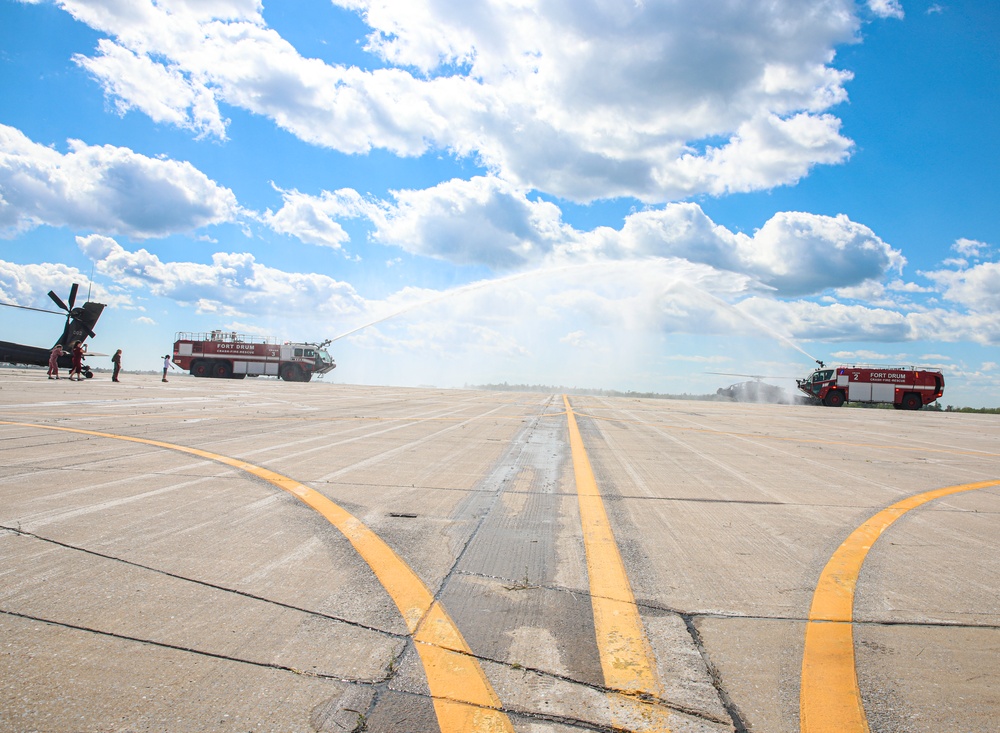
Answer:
1 297 105 375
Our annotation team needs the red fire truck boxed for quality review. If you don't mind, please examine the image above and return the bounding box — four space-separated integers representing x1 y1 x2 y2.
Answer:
796 363 944 409
172 331 336 382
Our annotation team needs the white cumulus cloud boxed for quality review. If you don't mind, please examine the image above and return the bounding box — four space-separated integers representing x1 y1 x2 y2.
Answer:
0 124 240 239
75 234 366 317
308 176 904 296
57 0 867 202
369 176 571 269
951 237 990 258
867 0 904 20
924 261 1000 312
262 186 375 250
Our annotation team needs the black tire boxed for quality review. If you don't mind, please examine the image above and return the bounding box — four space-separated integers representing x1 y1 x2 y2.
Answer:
281 363 302 382
212 361 233 379
901 392 922 411
191 361 211 378
823 390 846 407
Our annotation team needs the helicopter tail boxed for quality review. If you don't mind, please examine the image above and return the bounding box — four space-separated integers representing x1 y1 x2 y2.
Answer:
55 302 106 349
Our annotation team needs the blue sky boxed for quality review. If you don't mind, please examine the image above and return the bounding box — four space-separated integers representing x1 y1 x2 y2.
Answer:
1 0 998 406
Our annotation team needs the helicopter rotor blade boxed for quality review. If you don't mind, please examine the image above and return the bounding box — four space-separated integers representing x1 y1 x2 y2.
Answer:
0 301 64 316
48 290 69 312
68 283 79 310
706 371 794 380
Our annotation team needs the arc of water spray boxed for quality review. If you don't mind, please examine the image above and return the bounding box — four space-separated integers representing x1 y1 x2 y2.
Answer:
673 280 819 364
326 258 821 367
326 263 591 343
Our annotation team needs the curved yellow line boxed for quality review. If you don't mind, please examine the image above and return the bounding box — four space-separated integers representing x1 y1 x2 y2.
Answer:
2 421 513 732
562 397 671 732
800 479 1000 733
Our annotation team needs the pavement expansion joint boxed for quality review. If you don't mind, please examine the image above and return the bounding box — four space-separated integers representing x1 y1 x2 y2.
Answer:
682 614 751 733
375 687 629 733
662 607 1000 633
504 708 652 733
0 607 380 685
0 524 406 640
411 635 737 730
850 617 1000 631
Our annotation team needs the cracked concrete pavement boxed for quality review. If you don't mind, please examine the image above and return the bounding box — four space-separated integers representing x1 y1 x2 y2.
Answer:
1 369 997 732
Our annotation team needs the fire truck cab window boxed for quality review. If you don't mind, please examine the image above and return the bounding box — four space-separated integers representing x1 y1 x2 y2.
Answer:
294 348 303 357
815 370 833 382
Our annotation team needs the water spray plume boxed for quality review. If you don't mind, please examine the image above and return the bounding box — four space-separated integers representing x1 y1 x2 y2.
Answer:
673 281 819 364
327 258 821 370
327 263 592 343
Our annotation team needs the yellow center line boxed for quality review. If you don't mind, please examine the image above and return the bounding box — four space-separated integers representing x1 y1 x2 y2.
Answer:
562 397 671 732
800 479 1000 733
1 421 513 733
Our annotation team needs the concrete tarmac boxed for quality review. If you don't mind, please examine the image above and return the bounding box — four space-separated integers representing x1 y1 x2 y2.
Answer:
0 368 997 732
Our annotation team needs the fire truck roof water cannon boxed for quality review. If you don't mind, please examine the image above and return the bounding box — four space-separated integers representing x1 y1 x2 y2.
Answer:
172 331 336 382
796 360 944 409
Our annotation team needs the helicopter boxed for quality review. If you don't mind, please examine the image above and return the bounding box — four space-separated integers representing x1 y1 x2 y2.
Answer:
706 371 799 404
0 283 106 378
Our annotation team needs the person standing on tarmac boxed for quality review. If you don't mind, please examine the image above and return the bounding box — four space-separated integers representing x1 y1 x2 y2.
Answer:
47 344 63 379
111 349 123 382
69 342 84 381
162 354 177 382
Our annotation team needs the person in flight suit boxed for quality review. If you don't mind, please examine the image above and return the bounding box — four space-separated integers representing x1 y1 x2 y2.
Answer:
112 349 123 382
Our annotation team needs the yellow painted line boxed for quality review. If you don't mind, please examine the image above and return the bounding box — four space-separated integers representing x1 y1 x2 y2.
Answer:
562 397 670 731
2 421 513 733
800 479 1000 733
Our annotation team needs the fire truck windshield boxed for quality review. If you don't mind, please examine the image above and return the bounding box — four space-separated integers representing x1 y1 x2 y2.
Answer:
813 369 834 383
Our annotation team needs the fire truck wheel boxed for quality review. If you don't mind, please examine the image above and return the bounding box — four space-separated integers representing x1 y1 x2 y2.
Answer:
281 364 302 382
901 392 922 410
191 361 211 378
822 390 846 407
212 362 232 379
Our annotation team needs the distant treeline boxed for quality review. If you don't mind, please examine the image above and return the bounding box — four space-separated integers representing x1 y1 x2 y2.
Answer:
939 405 1000 414
469 382 737 401
469 381 999 412
883 402 1000 414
